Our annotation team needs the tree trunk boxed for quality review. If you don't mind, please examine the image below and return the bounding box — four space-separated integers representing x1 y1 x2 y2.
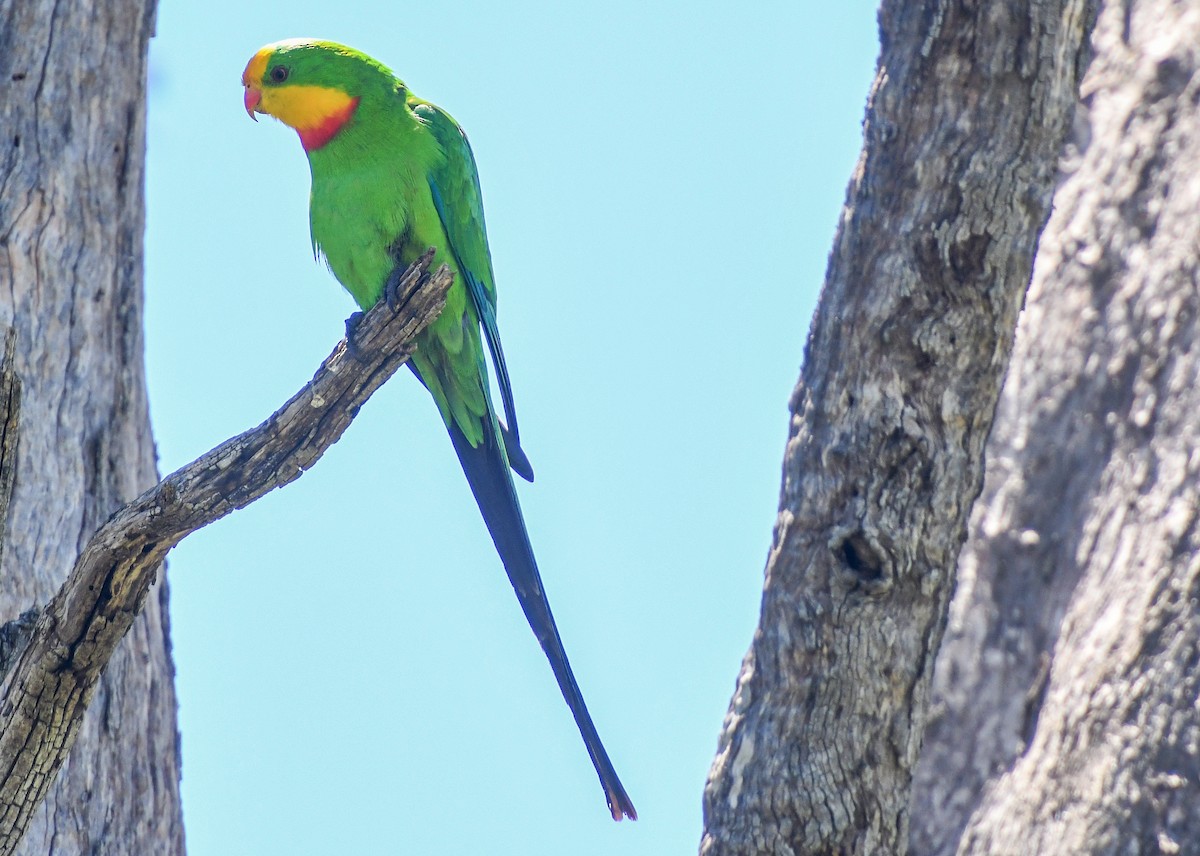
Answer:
699 2 1095 853
0 2 184 853
911 1 1200 853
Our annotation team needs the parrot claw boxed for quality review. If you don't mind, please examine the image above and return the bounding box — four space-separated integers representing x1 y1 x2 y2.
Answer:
383 266 408 313
383 248 437 312
344 311 365 359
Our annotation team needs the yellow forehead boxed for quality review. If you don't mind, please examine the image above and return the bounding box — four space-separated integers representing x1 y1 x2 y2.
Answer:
242 47 272 86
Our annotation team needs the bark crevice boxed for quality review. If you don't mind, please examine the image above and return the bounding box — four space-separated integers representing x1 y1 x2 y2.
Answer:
700 2 1095 853
910 3 1200 852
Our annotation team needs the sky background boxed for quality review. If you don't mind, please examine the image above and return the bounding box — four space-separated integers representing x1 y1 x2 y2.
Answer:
145 3 880 853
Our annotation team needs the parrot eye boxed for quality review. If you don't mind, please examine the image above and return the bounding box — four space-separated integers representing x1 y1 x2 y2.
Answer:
269 66 289 84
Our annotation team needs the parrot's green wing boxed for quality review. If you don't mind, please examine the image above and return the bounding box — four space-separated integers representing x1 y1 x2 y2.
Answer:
412 99 532 481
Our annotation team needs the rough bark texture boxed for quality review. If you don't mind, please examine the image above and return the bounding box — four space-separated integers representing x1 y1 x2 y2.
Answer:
0 2 183 853
0 256 450 856
911 2 1200 853
700 2 1095 853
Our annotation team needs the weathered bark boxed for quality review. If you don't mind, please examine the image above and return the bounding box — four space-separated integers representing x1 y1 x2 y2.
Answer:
700 2 1095 853
0 256 450 856
0 333 27 685
0 2 183 853
911 2 1200 853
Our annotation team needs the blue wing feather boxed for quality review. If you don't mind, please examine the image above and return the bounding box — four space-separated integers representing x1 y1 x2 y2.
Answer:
428 180 521 441
418 101 533 481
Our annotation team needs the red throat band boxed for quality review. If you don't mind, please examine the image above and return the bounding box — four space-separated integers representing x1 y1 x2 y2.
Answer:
299 97 361 152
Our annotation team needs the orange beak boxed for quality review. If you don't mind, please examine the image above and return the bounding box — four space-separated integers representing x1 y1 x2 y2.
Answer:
244 84 262 120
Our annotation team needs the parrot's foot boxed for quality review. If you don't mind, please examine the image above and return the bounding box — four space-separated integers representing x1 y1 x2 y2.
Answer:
344 311 365 359
383 266 409 313
383 249 436 313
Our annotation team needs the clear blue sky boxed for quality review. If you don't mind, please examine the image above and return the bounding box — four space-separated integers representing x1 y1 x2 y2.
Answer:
145 3 879 853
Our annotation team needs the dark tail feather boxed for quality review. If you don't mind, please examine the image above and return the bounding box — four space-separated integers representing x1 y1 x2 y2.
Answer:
499 422 534 482
447 423 637 821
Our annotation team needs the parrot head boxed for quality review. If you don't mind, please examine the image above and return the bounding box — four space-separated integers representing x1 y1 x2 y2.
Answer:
242 39 397 151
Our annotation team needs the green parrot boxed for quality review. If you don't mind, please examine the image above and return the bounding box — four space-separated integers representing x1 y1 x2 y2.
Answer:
241 39 635 821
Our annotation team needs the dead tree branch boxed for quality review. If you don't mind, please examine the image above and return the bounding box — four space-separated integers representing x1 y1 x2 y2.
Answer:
0 253 451 856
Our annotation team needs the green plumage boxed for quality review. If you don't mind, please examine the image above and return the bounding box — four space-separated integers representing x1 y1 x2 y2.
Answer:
246 39 634 820
280 44 491 448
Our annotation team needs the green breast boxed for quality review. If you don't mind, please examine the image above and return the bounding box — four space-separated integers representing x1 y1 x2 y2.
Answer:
305 117 484 443
308 160 415 310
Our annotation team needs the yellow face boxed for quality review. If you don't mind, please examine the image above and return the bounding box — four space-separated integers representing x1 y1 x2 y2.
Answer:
241 45 357 134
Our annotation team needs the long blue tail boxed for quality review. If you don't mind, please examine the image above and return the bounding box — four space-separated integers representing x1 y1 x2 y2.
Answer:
446 420 637 821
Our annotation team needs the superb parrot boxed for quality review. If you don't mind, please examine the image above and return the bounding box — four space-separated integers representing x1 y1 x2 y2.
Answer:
241 39 635 821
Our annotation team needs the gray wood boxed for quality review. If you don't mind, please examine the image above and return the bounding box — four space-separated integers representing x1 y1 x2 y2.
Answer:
0 2 184 853
912 2 1200 853
699 1 1095 853
0 255 449 855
